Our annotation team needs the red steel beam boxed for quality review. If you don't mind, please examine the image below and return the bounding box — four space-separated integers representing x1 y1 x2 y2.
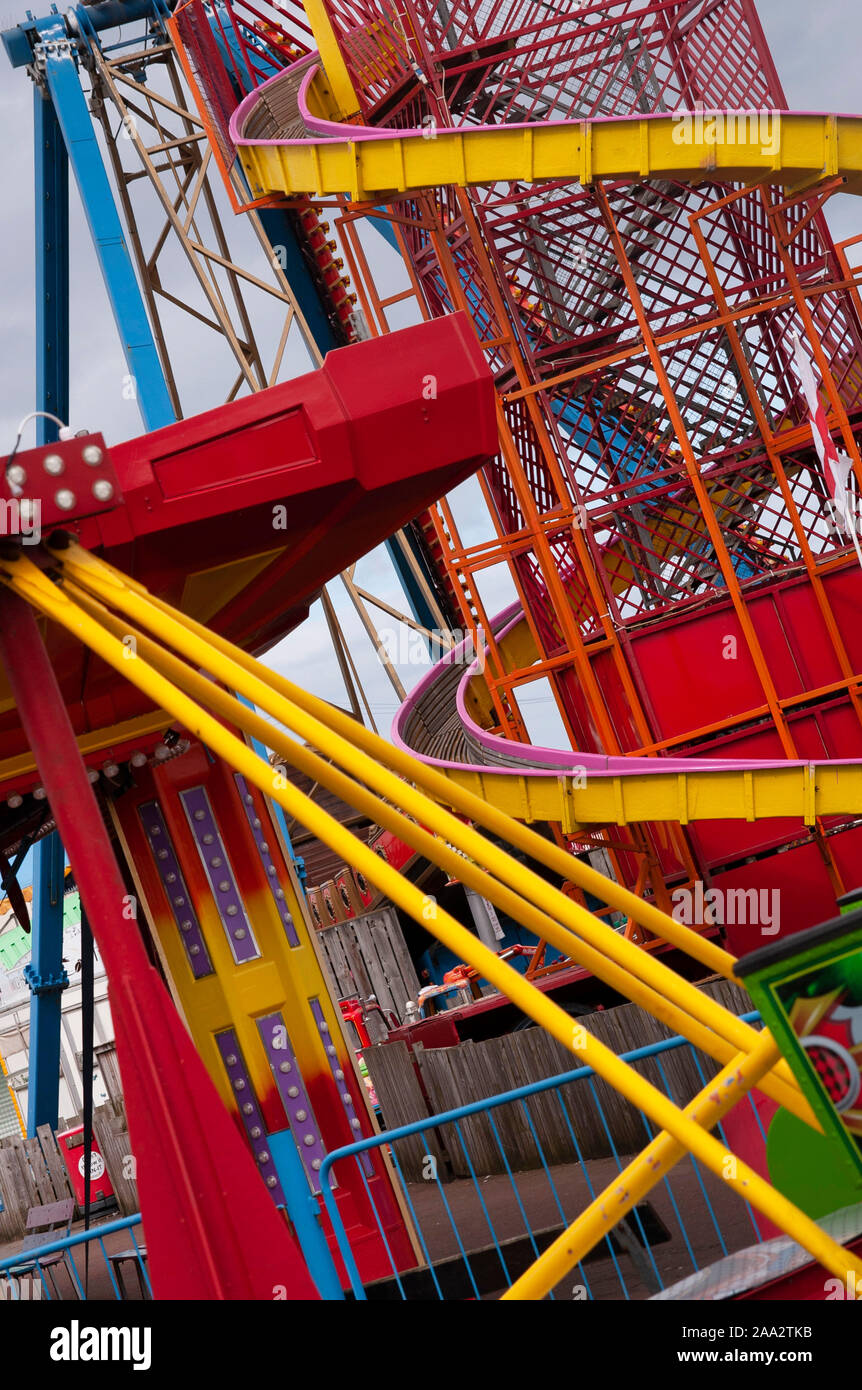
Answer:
0 587 320 1300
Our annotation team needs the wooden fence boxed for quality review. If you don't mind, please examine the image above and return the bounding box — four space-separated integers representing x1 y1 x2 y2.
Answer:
364 979 754 1181
315 907 421 1041
0 1098 139 1243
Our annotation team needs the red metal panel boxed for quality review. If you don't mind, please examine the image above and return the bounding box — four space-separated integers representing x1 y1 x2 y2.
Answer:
0 317 497 802
713 844 836 956
824 822 862 896
629 607 766 744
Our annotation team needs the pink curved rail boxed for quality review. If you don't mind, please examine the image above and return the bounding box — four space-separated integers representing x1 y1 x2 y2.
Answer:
229 57 855 156
391 599 861 784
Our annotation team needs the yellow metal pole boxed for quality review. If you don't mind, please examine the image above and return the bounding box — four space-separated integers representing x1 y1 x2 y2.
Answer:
61 580 811 1125
503 1032 800 1301
66 579 813 1127
63 544 736 975
298 0 361 120
54 542 802 1102
2 554 858 1286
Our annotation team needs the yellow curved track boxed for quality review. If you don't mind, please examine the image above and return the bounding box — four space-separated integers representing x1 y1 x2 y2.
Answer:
234 70 862 203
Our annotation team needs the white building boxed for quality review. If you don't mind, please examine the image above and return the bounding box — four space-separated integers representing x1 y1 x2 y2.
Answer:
0 890 117 1137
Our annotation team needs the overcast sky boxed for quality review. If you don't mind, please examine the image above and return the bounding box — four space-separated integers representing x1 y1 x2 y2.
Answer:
0 0 860 747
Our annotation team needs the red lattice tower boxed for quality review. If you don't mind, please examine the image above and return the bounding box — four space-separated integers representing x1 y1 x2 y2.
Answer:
319 0 862 926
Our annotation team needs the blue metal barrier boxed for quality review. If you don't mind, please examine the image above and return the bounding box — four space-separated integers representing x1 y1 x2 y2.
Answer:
320 1015 768 1301
0 1018 769 1302
0 1214 148 1301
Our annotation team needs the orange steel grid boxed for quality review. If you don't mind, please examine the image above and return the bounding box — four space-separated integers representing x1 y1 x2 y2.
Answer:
168 0 862 933
305 0 862 921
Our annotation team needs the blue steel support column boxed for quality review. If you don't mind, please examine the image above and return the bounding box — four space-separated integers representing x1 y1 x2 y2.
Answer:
29 77 71 1137
23 834 67 1134
33 16 174 432
34 81 69 441
268 1128 344 1300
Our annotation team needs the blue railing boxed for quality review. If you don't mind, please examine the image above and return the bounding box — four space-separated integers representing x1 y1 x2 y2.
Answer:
320 1014 767 1301
0 1018 768 1301
0 1213 149 1301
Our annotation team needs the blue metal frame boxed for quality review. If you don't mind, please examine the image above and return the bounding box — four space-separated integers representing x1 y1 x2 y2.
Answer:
318 1016 765 1300
0 1212 149 1300
34 81 69 443
28 68 72 1136
23 834 68 1134
30 13 174 432
268 1128 344 1300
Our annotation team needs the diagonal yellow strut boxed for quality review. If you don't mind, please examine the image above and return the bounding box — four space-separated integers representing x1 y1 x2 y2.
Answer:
57 563 810 1124
0 546 859 1294
51 541 803 1100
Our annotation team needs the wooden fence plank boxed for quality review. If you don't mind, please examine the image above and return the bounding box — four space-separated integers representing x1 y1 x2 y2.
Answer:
92 1108 139 1215
315 934 342 1003
416 1047 474 1177
446 1043 499 1176
352 920 398 1019
0 1144 31 1234
363 1042 444 1180
319 928 353 999
372 913 420 1011
481 1036 533 1170
22 1137 55 1206
36 1125 72 1203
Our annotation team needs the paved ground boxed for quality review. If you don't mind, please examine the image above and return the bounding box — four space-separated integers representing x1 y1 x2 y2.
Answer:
0 1148 764 1301
403 1150 765 1300
0 1217 149 1302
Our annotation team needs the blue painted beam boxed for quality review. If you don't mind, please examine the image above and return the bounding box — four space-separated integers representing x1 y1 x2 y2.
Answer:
24 834 67 1134
29 81 71 1136
268 1128 344 1299
33 15 174 432
34 82 69 444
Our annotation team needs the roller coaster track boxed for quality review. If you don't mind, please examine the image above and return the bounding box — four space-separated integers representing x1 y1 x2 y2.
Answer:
225 55 862 832
228 58 862 202
393 599 862 830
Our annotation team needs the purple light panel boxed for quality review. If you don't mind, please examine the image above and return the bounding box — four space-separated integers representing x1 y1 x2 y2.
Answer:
180 787 260 965
216 1029 285 1205
310 998 374 1178
256 1012 328 1194
138 802 214 980
234 773 300 946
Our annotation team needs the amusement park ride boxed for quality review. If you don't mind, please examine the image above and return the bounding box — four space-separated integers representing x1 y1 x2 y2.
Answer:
2 0 862 1301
